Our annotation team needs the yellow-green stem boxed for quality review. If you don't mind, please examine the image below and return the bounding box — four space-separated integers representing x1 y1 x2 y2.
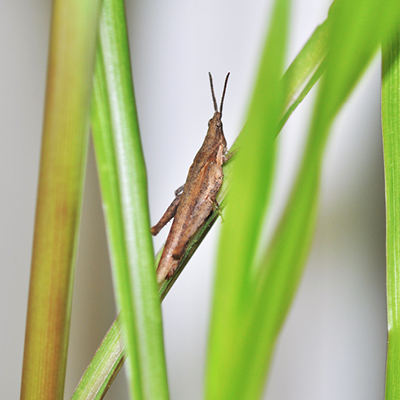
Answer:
20 1 102 399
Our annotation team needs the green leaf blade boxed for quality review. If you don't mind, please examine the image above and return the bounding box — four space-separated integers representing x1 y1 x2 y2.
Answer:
92 24 143 400
382 29 400 400
91 1 169 399
205 0 291 398
71 319 124 400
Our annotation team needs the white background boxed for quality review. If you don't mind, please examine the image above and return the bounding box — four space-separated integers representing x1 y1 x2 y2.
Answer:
0 0 387 399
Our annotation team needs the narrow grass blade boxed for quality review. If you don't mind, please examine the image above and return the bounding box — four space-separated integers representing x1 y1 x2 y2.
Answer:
91 0 169 399
382 29 400 400
20 1 102 399
280 16 330 128
90 44 142 399
71 318 124 400
205 0 291 399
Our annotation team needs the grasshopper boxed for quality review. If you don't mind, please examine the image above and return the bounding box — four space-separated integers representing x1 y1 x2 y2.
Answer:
151 73 231 283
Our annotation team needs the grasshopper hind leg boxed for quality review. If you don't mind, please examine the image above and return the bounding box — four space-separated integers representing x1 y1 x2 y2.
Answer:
151 194 181 236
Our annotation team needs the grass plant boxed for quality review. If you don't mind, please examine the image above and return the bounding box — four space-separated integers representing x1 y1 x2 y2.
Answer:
19 0 400 399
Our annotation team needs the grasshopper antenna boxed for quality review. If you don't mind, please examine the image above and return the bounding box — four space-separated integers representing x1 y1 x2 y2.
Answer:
219 72 230 116
208 72 218 113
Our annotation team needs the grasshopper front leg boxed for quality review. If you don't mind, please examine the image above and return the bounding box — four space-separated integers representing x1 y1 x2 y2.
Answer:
223 148 237 164
175 184 185 196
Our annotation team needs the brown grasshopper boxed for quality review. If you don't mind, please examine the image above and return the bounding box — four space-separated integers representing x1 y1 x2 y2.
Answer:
151 73 231 283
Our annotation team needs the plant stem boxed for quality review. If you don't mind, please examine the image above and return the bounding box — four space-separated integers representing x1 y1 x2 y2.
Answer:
20 1 102 399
